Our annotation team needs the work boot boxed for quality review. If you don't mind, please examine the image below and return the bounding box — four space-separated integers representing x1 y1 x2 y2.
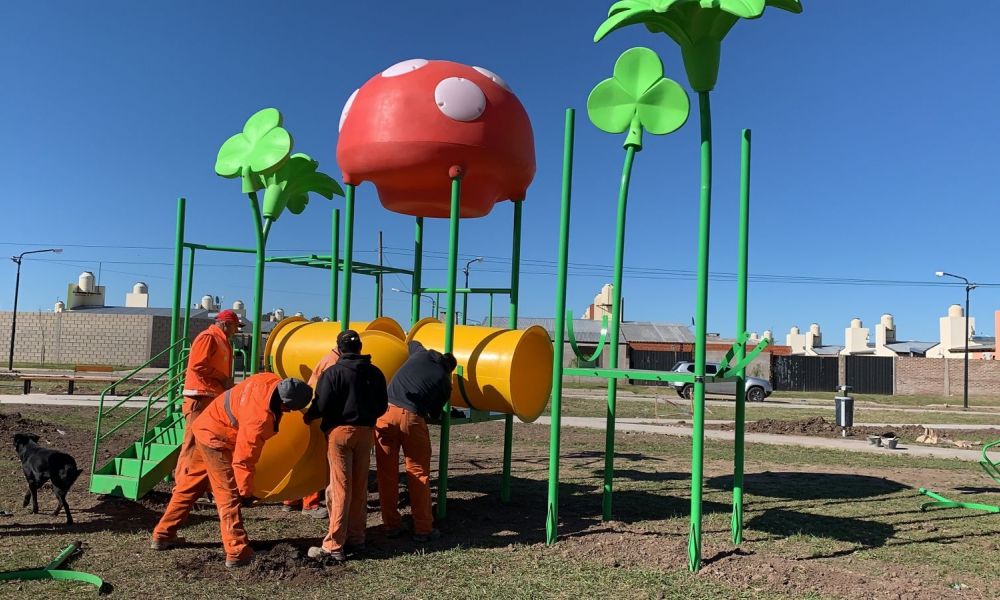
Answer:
150 536 185 550
413 529 441 544
383 526 404 539
225 550 254 568
344 542 366 555
301 506 328 519
307 546 346 561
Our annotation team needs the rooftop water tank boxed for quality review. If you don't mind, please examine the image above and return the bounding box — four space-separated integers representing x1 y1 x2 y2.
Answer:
200 295 214 310
79 272 96 293
880 313 894 329
789 326 800 335
233 300 245 311
948 304 963 317
850 318 862 328
809 323 821 335
54 301 65 313
133 282 148 294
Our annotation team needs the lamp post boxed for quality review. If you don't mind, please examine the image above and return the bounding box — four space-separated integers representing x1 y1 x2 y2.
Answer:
8 248 63 371
462 256 483 326
391 287 436 319
936 271 976 409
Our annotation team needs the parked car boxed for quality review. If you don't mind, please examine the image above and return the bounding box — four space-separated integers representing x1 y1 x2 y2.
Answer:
668 361 772 402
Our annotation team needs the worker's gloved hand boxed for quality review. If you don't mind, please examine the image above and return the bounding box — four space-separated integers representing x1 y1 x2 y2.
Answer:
240 495 260 508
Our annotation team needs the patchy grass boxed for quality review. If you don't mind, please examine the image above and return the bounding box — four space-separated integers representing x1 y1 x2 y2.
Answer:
1 405 998 599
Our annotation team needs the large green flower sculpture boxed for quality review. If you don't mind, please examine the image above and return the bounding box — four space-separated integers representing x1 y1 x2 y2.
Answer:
587 47 689 148
594 0 802 91
215 108 293 193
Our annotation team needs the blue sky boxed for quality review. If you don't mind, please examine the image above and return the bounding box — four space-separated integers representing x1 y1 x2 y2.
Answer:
2 1 999 343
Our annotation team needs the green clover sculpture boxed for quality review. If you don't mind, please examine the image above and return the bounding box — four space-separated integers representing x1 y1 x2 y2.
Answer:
261 153 343 221
588 47 689 148
215 108 293 193
594 0 803 92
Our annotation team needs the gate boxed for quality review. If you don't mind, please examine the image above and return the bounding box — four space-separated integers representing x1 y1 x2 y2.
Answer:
628 349 693 386
771 355 838 392
845 356 894 394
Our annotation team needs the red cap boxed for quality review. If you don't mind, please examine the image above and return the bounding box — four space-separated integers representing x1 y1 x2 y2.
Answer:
215 309 242 327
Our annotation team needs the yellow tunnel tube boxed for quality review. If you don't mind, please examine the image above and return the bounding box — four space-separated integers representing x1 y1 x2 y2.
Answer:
406 318 554 423
252 321 409 501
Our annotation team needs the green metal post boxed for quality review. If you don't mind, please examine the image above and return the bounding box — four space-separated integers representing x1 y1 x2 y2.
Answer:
488 294 494 326
732 128 751 545
689 91 714 572
167 198 185 404
501 199 524 503
331 208 340 321
436 175 462 520
546 109 575 545
182 246 195 346
340 184 356 331
411 217 424 327
374 276 381 318
248 195 269 375
602 145 637 521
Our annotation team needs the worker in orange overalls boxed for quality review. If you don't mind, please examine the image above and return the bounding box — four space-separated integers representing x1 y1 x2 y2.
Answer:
306 330 388 561
282 346 341 518
375 341 456 542
178 310 241 471
151 373 313 567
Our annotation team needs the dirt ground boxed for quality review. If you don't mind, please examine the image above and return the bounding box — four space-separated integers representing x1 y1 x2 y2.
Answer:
713 416 1000 448
1 406 998 599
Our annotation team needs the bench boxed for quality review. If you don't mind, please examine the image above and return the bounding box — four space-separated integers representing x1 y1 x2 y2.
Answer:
19 365 136 395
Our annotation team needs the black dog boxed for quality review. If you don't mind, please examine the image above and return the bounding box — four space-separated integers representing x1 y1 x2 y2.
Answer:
13 433 82 525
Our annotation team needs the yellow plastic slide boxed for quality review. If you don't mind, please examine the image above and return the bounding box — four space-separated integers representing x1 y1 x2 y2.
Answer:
250 316 553 501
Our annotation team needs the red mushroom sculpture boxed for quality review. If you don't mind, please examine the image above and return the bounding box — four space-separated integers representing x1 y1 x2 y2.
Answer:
336 59 536 218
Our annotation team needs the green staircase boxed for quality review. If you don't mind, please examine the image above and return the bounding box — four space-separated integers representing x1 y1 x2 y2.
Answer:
89 340 189 499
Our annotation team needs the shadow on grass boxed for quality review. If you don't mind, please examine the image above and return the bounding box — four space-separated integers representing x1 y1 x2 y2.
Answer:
746 508 894 559
707 471 908 500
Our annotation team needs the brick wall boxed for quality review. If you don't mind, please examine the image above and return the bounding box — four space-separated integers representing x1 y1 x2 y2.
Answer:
896 356 1000 397
0 311 214 368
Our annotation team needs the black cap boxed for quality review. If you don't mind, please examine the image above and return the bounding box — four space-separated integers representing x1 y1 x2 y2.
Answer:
337 329 362 353
276 378 312 410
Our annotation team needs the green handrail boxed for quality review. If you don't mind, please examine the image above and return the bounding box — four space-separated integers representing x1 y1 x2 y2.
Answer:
565 311 610 364
90 338 187 474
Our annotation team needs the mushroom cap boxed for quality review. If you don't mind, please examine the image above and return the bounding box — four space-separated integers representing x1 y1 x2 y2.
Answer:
337 59 535 218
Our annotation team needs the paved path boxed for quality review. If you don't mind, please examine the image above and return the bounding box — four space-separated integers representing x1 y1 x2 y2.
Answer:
533 416 987 462
1 394 159 409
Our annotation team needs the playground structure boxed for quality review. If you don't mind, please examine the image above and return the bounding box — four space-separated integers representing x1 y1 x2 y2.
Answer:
89 59 554 513
84 1 810 574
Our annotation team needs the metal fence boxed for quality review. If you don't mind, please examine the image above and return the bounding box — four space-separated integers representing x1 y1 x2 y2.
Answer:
627 349 692 386
845 355 894 394
771 355 839 392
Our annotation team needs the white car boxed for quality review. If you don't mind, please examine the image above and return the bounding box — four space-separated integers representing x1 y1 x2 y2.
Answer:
668 361 772 402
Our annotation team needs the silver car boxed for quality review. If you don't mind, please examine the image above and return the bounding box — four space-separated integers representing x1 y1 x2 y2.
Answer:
668 361 772 402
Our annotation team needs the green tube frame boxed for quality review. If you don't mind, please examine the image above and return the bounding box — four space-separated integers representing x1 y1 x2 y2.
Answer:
436 175 462 520
167 198 185 404
339 184 356 331
331 208 340 321
688 90 713 573
501 199 523 502
731 129 751 545
546 109 576 545
411 217 424 327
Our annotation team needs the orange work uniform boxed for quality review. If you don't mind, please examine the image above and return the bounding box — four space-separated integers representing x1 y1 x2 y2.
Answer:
283 349 340 511
178 325 233 470
153 373 282 562
374 405 433 534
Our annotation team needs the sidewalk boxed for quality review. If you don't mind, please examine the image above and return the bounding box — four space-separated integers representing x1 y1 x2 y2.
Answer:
533 416 987 462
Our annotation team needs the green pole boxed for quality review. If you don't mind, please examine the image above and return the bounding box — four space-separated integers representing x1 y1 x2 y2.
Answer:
331 208 340 321
340 184 356 331
182 246 195 346
248 194 269 375
732 128 752 545
411 217 424 327
436 174 462 520
602 144 637 521
501 199 524 503
435 293 440 320
374 275 381 318
546 109 575 545
488 294 494 326
689 91 714 572
167 198 186 405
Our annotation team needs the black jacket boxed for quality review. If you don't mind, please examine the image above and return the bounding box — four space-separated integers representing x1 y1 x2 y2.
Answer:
387 342 453 420
306 353 388 431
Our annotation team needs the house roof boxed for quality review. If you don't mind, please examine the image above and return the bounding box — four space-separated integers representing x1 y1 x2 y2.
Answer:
69 306 214 319
885 341 938 355
810 345 844 356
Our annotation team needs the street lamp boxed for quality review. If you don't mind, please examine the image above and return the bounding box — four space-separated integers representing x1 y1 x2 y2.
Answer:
9 248 63 371
936 270 976 409
390 287 436 318
462 256 484 326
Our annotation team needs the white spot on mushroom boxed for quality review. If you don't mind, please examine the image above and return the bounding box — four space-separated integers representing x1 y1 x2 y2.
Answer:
339 88 359 132
382 59 428 77
434 77 486 122
473 66 511 91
